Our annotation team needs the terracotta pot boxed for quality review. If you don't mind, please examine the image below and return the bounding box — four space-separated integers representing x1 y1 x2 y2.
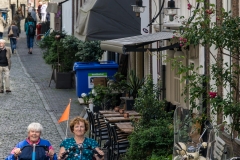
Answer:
114 106 119 112
124 113 129 118
119 109 125 114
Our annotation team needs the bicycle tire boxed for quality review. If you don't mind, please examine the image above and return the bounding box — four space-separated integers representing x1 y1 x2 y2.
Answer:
35 34 45 46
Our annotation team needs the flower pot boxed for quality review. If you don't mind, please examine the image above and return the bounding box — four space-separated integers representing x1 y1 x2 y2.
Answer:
56 72 72 89
123 113 129 118
114 106 119 112
89 103 93 112
119 109 124 114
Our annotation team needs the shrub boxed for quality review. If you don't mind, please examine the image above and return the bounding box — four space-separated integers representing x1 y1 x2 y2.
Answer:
124 77 174 160
75 40 104 62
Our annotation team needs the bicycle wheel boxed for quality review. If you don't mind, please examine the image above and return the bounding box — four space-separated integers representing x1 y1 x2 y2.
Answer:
35 34 45 46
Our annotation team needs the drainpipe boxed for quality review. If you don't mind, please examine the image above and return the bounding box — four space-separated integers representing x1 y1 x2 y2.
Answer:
72 0 74 35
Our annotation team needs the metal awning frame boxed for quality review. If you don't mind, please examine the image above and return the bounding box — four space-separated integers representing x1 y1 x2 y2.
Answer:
122 41 181 53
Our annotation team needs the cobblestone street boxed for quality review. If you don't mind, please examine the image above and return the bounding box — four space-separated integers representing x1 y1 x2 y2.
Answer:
0 21 84 159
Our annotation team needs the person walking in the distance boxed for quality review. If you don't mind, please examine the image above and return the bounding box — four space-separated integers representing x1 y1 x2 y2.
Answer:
41 2 48 22
0 12 6 39
25 13 36 54
31 8 37 28
8 21 19 54
37 2 42 20
16 7 24 34
0 39 12 93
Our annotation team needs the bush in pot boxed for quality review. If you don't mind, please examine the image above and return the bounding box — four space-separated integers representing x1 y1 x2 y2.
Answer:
75 40 104 62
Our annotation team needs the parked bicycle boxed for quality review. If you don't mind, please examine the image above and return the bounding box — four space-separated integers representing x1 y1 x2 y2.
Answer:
35 28 52 46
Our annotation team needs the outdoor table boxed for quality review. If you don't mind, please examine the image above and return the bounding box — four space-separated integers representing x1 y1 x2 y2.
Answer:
99 110 139 115
102 112 140 117
99 110 119 114
105 116 141 123
115 122 134 134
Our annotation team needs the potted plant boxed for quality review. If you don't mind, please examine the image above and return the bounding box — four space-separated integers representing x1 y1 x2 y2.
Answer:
75 40 104 62
112 70 145 110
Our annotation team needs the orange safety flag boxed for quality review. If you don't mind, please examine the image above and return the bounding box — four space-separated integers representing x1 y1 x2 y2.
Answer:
58 102 70 123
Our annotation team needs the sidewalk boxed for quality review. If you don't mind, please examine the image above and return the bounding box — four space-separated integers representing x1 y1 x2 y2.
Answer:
0 21 85 158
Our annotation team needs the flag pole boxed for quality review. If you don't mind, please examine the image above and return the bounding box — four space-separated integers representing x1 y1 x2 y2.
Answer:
65 119 69 139
64 99 71 139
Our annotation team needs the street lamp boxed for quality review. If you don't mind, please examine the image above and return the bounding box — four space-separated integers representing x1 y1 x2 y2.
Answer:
131 0 146 17
164 0 179 22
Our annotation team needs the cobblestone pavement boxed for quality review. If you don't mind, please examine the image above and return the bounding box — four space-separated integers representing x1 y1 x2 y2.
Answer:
0 20 85 159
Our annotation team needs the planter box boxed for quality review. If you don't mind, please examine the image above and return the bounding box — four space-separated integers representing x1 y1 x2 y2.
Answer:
56 72 72 89
120 97 135 110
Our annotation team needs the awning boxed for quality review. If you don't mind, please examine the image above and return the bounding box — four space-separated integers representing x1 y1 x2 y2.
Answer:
46 3 58 13
50 0 69 4
0 8 9 12
75 0 140 41
100 32 178 54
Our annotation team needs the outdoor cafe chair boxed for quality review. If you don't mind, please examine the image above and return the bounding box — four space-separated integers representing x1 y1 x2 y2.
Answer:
86 109 109 146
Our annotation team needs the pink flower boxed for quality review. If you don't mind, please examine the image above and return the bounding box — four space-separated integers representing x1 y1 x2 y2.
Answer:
187 3 192 10
180 43 184 46
209 92 217 98
183 38 187 43
179 37 183 41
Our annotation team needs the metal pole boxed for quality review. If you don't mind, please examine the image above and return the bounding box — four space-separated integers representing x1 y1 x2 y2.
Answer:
17 0 19 8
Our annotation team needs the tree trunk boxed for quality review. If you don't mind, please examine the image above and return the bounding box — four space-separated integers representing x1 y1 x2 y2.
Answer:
204 0 211 120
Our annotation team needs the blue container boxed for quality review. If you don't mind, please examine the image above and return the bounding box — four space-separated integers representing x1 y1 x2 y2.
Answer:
73 61 119 97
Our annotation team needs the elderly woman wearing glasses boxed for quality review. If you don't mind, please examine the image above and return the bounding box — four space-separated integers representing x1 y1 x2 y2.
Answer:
5 122 57 160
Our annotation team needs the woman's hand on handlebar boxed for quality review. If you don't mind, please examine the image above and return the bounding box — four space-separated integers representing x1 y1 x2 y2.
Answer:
13 148 21 157
94 148 104 160
48 148 55 159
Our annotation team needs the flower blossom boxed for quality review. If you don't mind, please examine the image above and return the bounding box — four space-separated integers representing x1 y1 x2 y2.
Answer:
187 3 192 10
81 93 87 97
209 92 217 98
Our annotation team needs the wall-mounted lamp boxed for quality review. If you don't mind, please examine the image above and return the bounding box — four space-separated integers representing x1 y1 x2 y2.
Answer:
131 0 146 17
164 0 179 21
174 47 184 60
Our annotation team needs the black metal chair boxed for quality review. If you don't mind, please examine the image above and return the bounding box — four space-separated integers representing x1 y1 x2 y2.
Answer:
111 124 129 160
86 109 108 146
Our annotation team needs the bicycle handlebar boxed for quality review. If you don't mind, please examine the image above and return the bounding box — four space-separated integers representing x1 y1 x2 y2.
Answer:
20 144 49 152
60 145 103 159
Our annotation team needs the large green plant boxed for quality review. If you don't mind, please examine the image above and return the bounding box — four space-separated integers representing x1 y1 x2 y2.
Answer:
126 70 145 99
91 84 119 109
124 77 174 160
60 35 82 72
75 40 104 62
40 31 82 72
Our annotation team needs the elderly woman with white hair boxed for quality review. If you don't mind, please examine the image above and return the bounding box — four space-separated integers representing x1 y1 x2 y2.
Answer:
5 122 57 160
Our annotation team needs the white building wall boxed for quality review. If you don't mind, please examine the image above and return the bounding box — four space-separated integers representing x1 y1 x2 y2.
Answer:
62 0 72 35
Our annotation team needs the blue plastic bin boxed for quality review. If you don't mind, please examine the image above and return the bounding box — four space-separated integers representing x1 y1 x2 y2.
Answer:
73 61 119 97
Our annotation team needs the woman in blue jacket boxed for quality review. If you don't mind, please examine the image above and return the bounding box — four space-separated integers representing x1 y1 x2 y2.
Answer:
24 13 36 54
5 122 57 160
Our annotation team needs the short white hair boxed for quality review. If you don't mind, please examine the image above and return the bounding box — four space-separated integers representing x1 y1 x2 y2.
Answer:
0 39 6 43
27 122 43 133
